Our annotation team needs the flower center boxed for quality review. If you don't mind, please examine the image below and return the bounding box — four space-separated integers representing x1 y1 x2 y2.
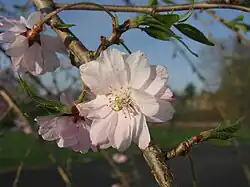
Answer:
20 24 43 46
108 87 138 117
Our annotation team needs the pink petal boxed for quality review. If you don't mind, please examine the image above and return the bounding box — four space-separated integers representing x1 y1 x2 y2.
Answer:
26 11 42 28
40 34 67 54
131 89 159 117
132 114 150 149
99 48 128 88
126 51 150 89
6 35 29 57
36 115 60 141
42 48 60 72
0 32 15 43
76 95 111 119
144 65 169 96
0 16 26 33
113 112 133 152
146 99 175 123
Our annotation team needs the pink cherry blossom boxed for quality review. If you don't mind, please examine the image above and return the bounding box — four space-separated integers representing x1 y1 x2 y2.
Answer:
77 48 175 152
0 12 67 75
36 92 96 153
112 153 128 164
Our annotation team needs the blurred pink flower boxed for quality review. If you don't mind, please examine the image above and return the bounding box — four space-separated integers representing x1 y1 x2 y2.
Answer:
111 184 122 187
77 48 175 152
36 92 96 153
112 153 128 164
0 11 67 75
13 117 32 134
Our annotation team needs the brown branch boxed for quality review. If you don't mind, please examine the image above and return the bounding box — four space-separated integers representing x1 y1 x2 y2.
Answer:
142 144 173 187
32 0 91 67
55 2 250 13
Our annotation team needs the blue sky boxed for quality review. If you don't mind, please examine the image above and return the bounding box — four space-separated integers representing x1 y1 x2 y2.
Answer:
2 0 250 93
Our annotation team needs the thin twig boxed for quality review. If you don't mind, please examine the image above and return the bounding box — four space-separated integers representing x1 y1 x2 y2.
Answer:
187 155 198 187
101 151 130 187
12 149 31 187
55 2 250 13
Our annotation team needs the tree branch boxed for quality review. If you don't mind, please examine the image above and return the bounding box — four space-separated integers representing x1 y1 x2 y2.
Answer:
32 0 91 66
55 2 250 13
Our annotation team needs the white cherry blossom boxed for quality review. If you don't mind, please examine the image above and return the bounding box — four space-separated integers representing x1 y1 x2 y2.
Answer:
77 48 175 152
0 11 67 75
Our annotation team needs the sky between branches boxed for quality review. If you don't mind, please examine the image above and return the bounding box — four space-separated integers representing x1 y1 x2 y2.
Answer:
2 0 250 93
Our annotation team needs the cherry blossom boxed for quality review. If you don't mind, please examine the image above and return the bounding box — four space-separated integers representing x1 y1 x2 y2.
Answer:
35 92 96 153
0 11 67 75
112 153 128 164
77 48 175 151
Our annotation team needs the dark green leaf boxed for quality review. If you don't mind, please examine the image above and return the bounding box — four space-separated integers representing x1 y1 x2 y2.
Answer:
234 23 250 32
152 14 180 28
144 26 172 41
174 23 214 46
148 0 158 6
54 23 76 29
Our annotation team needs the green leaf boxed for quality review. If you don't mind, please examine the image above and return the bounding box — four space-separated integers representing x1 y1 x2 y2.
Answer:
174 23 214 46
18 77 64 112
148 0 158 6
209 132 237 140
54 23 76 29
144 25 180 41
230 15 244 23
152 14 180 28
234 23 250 33
215 119 242 134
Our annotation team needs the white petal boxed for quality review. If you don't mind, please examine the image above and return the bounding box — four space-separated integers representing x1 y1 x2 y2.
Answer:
26 11 42 28
76 95 112 119
40 34 67 54
11 55 27 73
126 51 150 89
131 89 159 117
24 43 44 75
0 16 26 33
132 114 150 149
99 48 128 88
42 48 60 72
146 99 175 123
113 112 133 152
144 65 169 96
36 115 60 141
79 61 109 94
0 32 16 43
6 35 29 57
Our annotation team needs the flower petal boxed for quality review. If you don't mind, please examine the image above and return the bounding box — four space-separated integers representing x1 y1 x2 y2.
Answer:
40 34 67 54
113 112 133 152
76 95 112 119
0 16 26 33
79 61 109 94
126 51 150 89
0 32 15 43
146 99 175 123
24 42 44 75
11 55 27 73
6 35 29 57
132 114 150 149
144 65 169 96
42 48 60 72
26 11 42 28
36 115 60 141
99 48 128 88
131 89 159 117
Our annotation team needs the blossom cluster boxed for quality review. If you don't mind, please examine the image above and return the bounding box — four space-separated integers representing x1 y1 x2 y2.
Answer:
1 12 175 152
